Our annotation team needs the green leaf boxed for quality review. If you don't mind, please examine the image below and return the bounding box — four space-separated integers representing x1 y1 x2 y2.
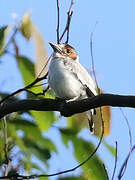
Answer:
16 55 44 96
39 177 48 180
60 128 78 147
30 111 56 131
0 26 8 55
16 56 35 85
58 177 83 180
103 140 115 156
16 56 55 130
23 137 51 162
67 113 88 134
20 13 48 77
10 118 57 152
73 137 108 180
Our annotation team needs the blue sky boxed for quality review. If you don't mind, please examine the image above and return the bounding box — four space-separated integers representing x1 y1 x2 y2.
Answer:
1 0 135 179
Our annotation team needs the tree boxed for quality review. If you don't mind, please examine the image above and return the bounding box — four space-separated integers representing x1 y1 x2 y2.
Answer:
0 1 134 180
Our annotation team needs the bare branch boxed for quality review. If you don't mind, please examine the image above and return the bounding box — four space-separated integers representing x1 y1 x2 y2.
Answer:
59 0 74 43
120 108 132 150
118 144 135 179
102 163 109 180
111 141 118 180
90 21 99 91
25 85 49 97
117 108 133 179
2 117 8 163
56 0 60 44
0 73 48 104
1 94 135 120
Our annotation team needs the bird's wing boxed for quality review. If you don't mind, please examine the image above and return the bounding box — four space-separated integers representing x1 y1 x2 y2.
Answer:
65 60 97 96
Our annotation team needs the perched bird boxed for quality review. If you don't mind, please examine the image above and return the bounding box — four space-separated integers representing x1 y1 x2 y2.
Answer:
48 42 97 133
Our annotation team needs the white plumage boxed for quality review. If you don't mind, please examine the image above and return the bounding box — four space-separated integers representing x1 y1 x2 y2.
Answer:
48 43 97 133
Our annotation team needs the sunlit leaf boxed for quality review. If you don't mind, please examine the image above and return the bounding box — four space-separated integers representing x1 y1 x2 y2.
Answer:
0 26 8 56
16 56 55 130
93 106 111 137
67 106 111 137
73 137 108 180
30 111 56 131
67 113 88 133
20 13 32 40
32 22 48 78
103 140 115 156
39 177 48 180
0 136 5 165
93 89 111 136
16 56 35 85
20 13 48 77
16 55 44 95
101 106 111 135
23 160 43 173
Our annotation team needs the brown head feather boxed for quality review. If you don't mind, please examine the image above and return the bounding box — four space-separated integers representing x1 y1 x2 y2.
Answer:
62 44 78 60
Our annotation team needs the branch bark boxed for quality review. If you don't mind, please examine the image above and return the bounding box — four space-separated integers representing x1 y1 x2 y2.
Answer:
0 93 135 119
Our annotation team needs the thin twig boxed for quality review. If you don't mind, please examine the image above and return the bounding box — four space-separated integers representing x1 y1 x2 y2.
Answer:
111 141 118 180
0 122 104 179
90 21 98 91
118 144 135 179
0 28 52 105
0 73 48 104
4 160 12 177
119 108 132 151
65 0 74 44
2 117 8 163
25 85 49 96
102 163 109 180
56 0 60 43
31 82 48 88
90 22 105 139
118 108 132 179
2 117 12 176
59 0 74 43
36 54 51 79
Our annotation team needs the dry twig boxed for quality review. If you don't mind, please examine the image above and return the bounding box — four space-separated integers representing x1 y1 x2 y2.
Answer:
56 0 60 43
111 141 118 180
59 0 74 43
118 144 135 179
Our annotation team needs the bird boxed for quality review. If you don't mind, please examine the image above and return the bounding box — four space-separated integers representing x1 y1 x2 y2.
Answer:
48 42 97 133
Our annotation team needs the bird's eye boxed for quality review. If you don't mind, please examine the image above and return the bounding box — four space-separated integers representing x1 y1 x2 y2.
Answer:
66 49 71 54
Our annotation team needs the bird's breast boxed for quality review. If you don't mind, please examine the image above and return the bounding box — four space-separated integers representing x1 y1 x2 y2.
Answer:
48 58 85 99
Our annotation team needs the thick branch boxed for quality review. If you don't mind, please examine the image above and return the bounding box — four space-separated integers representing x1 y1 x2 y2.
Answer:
0 94 135 119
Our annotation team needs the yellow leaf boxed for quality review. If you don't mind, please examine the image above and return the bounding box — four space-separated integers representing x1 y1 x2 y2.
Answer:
93 106 111 137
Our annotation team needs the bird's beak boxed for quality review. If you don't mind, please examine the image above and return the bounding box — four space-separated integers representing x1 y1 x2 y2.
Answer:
49 42 63 54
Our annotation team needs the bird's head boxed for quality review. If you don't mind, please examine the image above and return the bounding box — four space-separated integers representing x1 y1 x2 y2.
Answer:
49 42 79 61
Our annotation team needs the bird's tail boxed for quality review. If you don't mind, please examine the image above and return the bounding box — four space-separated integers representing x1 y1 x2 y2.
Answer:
86 109 96 134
